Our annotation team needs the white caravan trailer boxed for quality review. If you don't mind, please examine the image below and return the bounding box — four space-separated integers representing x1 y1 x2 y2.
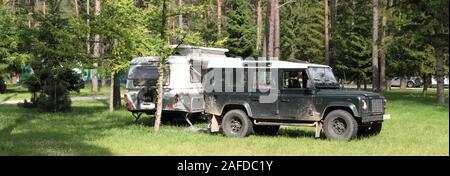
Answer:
123 45 238 121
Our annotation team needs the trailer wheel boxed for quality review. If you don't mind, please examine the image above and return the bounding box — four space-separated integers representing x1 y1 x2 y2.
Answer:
221 109 253 137
323 110 358 140
253 125 280 135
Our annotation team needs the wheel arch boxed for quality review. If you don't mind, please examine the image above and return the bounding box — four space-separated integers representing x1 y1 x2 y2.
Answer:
221 103 253 117
321 103 359 120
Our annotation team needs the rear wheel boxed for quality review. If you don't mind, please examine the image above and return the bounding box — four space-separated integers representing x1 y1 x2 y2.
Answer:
323 110 358 140
253 125 280 135
221 109 253 137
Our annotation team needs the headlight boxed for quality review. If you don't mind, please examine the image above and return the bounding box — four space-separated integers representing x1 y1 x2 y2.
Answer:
361 99 368 111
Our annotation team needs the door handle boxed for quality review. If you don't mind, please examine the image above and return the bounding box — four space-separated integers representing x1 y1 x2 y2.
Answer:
281 99 290 102
251 98 259 101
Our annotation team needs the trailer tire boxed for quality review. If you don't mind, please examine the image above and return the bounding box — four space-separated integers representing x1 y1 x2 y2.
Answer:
323 110 358 140
221 109 253 137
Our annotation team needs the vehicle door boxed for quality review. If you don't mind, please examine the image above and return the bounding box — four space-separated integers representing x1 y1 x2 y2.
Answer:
278 69 315 120
248 67 279 119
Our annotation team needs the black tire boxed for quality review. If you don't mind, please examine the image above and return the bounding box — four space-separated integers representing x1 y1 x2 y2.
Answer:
358 122 382 137
253 125 280 135
407 81 414 88
221 109 253 137
323 110 358 140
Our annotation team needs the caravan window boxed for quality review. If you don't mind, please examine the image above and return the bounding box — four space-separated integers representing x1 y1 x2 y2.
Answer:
128 66 159 80
129 66 169 86
190 66 201 83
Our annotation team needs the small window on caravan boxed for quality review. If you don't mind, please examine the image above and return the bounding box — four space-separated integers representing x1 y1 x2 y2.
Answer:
190 66 201 83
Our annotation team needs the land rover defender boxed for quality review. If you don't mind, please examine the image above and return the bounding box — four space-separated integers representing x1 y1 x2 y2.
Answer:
204 60 390 140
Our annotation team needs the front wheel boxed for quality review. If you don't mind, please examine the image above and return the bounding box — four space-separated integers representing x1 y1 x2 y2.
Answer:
323 110 358 140
221 109 253 137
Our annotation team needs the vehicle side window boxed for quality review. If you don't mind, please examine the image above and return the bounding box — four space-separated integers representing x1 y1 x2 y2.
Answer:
164 70 170 86
190 66 201 83
282 70 307 89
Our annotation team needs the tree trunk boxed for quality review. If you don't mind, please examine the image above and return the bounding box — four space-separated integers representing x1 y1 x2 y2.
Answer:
109 72 114 112
155 0 168 133
386 79 392 90
101 63 106 90
42 0 46 17
400 76 406 90
364 80 367 90
217 0 222 35
113 72 121 108
356 80 361 90
28 0 35 28
273 0 280 60
324 0 330 65
379 0 388 91
86 0 90 64
422 74 430 97
92 0 101 93
74 0 79 16
265 0 275 60
178 0 183 29
436 47 445 105
256 0 262 51
330 0 337 67
371 0 380 92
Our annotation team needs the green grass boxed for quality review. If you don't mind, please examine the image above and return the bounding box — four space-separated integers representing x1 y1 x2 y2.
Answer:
0 84 125 102
0 89 448 156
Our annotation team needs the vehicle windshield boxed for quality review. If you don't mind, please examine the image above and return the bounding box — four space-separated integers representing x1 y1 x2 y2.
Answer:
308 67 339 88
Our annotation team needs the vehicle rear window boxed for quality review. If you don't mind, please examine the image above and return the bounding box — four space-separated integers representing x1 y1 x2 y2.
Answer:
128 66 159 80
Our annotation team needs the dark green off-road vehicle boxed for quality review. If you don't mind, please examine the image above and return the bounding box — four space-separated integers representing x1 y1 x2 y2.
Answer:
204 60 390 140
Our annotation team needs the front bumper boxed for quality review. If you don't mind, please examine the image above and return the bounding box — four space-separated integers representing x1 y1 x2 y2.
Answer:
361 114 391 123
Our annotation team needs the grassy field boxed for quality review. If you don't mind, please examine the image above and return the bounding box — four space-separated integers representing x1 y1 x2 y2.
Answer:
0 84 125 102
0 88 448 156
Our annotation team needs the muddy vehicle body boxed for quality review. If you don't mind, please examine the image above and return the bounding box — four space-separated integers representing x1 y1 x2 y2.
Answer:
204 60 391 140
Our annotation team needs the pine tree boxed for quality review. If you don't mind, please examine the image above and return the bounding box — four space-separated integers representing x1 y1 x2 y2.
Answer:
223 0 257 58
281 0 324 63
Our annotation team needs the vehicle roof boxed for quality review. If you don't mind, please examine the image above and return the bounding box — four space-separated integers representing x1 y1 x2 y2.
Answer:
207 59 330 69
170 45 229 55
130 56 160 65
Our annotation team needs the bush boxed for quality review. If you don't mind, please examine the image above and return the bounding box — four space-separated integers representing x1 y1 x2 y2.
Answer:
58 69 85 92
21 68 83 112
22 75 41 102
36 80 72 112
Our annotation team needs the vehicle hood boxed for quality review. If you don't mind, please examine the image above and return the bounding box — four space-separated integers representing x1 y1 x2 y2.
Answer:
316 89 382 98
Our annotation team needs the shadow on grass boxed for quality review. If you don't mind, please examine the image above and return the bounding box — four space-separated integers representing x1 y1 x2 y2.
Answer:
274 128 324 139
0 104 123 156
1 93 18 102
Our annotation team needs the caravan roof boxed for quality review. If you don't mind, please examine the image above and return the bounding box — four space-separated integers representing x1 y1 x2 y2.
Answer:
207 59 330 69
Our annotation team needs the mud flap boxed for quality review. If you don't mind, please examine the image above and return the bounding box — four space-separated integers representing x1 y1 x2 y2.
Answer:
315 121 323 138
209 115 220 132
